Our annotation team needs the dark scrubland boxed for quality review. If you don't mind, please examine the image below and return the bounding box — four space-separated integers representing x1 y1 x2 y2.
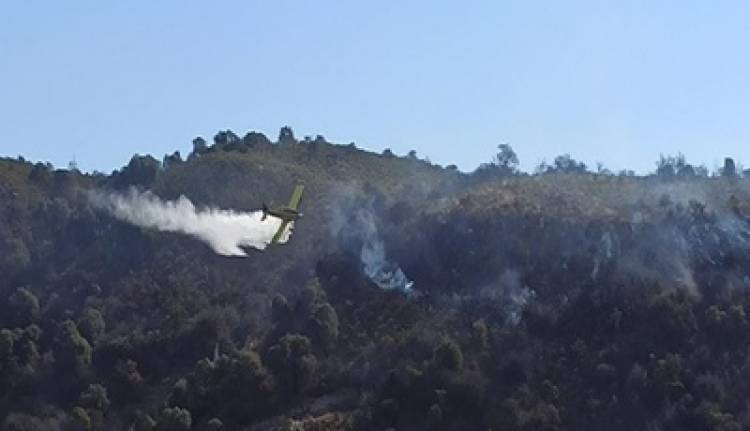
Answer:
2 129 750 430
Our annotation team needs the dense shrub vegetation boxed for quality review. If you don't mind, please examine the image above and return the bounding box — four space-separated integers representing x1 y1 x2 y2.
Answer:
2 129 750 430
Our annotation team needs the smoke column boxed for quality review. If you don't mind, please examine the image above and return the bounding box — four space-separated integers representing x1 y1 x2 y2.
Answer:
89 189 291 256
361 237 414 293
329 185 414 293
353 210 414 293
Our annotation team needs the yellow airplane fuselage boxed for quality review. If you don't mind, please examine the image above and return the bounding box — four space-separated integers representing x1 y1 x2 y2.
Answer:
266 207 301 222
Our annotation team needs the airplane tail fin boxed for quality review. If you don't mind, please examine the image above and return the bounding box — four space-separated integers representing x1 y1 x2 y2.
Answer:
261 203 268 221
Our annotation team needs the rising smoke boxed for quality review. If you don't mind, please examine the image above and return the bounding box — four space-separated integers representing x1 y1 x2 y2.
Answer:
358 212 415 293
478 269 536 325
88 189 291 256
330 185 414 294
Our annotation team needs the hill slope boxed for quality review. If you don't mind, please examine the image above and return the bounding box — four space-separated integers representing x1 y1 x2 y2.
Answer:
2 130 750 430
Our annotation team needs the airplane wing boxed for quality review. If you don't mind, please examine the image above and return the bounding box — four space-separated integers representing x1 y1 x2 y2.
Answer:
271 220 290 244
287 184 304 210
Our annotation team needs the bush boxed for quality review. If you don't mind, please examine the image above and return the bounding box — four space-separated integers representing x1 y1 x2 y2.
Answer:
114 154 160 188
433 339 463 372
68 406 92 431
267 334 318 396
132 412 157 431
3 412 55 431
0 239 31 276
7 287 40 327
170 350 275 425
77 308 105 344
55 320 92 374
80 384 110 412
308 303 339 349
157 407 192 431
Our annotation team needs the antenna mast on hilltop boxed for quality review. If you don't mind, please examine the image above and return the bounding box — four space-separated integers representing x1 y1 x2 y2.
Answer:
68 155 78 171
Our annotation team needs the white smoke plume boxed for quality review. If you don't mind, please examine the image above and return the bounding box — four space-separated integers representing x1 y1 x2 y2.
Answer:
361 238 414 293
88 189 291 256
355 210 414 293
329 185 414 293
479 269 535 326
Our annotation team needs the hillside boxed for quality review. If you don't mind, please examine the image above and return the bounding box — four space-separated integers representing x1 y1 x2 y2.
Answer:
2 129 750 430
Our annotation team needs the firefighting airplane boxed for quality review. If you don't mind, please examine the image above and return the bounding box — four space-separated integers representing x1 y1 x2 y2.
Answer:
261 184 304 244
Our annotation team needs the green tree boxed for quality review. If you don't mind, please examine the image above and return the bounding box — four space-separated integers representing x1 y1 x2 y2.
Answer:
77 307 105 344
55 320 92 374
205 418 223 430
433 339 463 371
278 126 296 145
551 153 587 173
308 303 339 350
721 157 737 177
213 130 243 152
0 328 15 359
157 407 192 431
494 144 519 172
132 412 157 431
115 154 160 188
69 406 92 431
242 131 271 148
8 287 40 327
472 319 489 351
163 151 182 169
28 162 53 186
0 239 31 277
210 350 275 423
267 334 318 396
4 413 52 431
170 350 275 425
80 383 110 412
192 137 208 155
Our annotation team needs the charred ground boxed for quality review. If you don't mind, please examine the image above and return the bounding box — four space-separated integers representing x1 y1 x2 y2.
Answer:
2 130 750 430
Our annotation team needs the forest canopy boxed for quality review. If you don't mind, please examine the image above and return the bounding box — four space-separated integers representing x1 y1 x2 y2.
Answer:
2 128 750 430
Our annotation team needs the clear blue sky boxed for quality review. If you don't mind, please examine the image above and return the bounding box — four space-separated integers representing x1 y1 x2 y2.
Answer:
2 1 750 174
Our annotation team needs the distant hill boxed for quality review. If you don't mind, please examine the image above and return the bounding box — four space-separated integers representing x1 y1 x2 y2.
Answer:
2 129 750 430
